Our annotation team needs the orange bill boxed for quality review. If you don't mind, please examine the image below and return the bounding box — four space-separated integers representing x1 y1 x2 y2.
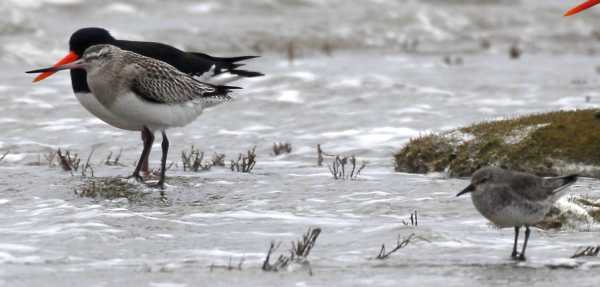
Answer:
564 0 600 16
31 51 78 83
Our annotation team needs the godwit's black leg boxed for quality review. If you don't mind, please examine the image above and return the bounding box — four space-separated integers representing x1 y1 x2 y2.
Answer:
150 131 169 189
511 226 520 259
140 131 150 176
518 226 531 261
130 126 154 182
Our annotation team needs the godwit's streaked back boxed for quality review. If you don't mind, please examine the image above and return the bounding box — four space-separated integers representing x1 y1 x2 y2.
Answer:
28 44 239 188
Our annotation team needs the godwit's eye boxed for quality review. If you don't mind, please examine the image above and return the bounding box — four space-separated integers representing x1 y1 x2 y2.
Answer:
478 176 490 184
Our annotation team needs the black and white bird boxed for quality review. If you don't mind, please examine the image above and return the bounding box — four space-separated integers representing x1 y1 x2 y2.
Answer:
28 44 238 188
28 27 261 174
457 167 578 261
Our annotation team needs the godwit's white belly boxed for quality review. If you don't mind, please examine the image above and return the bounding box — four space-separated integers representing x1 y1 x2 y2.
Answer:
108 92 205 131
75 92 141 131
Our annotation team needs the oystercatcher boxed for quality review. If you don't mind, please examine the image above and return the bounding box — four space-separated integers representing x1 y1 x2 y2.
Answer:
29 44 238 188
29 27 261 175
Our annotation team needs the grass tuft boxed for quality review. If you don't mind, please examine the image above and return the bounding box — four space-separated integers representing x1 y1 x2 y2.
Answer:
75 178 146 201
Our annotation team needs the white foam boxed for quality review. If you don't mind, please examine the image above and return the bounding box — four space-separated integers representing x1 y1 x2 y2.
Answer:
475 98 527 107
329 78 362 88
41 125 80 131
321 129 361 138
37 118 81 126
104 3 136 14
287 71 316 81
2 153 26 162
28 86 57 96
355 127 420 147
217 129 248 136
0 243 37 253
149 283 187 287
45 0 81 5
189 2 220 13
393 104 433 114
249 231 296 237
417 87 454 97
277 90 303 104
0 118 18 124
416 10 450 41
244 124 274 131
185 249 263 258
155 234 174 239
210 180 233 185
0 252 43 264
12 97 53 109
552 97 595 107
185 210 357 226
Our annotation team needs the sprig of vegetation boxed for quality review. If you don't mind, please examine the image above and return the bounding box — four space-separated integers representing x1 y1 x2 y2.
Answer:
273 142 292 156
402 210 418 226
104 149 124 166
0 151 8 163
328 155 367 180
262 227 321 275
181 146 213 172
571 246 600 258
209 257 244 272
57 149 80 173
231 146 256 173
374 233 415 260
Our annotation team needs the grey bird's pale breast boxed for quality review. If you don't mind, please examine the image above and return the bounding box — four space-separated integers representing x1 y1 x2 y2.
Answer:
471 184 551 228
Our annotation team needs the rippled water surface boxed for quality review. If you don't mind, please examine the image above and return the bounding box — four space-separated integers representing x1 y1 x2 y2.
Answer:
2 1 600 286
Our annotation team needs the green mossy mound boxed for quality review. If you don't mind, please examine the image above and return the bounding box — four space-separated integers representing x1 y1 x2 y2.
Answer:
395 109 600 178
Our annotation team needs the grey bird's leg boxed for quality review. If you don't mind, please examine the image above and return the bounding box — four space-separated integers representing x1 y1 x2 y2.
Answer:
140 131 150 176
518 226 531 261
130 126 154 182
511 226 520 259
149 131 169 190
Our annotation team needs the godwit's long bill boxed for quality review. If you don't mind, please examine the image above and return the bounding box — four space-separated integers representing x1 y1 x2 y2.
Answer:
28 27 262 175
28 44 238 189
564 0 600 16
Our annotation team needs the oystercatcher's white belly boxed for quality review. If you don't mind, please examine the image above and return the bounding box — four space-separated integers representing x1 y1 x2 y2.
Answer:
108 92 204 131
75 92 142 131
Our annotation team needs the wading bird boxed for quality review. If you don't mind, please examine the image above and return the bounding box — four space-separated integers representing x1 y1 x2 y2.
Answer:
457 167 577 260
29 27 261 175
28 44 238 189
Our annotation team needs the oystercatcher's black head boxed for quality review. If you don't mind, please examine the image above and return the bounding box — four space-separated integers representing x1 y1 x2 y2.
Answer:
26 27 117 82
69 27 116 56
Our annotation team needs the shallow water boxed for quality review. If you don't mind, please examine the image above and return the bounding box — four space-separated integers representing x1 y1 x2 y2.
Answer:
2 1 600 286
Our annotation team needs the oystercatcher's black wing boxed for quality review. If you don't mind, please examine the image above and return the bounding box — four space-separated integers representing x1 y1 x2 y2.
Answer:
115 40 263 78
